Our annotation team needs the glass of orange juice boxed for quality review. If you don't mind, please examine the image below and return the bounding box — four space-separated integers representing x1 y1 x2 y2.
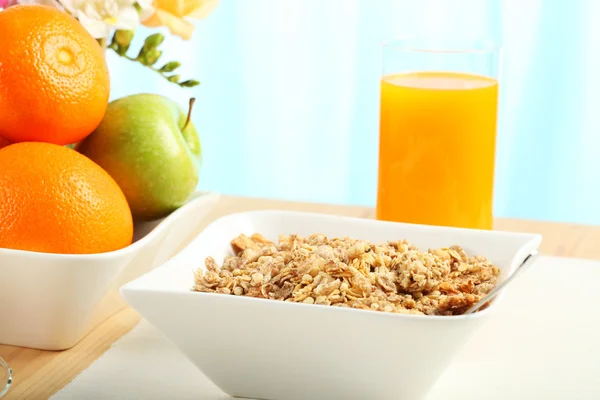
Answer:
376 37 500 230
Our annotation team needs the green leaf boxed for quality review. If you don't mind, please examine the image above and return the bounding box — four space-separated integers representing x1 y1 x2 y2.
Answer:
159 61 181 73
180 80 201 88
167 74 181 83
141 49 162 66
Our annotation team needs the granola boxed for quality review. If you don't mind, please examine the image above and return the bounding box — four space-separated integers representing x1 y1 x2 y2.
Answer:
193 233 501 315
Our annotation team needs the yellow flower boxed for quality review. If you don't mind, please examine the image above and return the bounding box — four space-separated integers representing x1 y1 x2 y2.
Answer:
142 0 219 40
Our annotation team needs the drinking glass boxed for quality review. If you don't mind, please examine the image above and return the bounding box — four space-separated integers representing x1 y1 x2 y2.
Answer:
0 357 11 398
376 37 500 229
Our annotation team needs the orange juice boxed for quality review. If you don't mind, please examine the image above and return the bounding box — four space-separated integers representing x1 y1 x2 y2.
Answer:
376 71 498 229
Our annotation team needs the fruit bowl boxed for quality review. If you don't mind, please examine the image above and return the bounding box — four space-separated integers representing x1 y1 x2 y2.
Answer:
0 191 219 350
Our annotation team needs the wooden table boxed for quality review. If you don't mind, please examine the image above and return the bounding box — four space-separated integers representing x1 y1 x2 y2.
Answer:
2 195 600 399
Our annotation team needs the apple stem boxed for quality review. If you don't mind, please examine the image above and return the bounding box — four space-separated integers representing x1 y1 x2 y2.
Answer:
182 97 196 131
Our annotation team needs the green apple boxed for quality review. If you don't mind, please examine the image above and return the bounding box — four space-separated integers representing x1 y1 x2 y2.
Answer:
77 93 201 221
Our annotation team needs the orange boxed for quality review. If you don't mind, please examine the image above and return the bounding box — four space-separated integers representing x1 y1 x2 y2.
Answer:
0 142 133 254
0 5 110 145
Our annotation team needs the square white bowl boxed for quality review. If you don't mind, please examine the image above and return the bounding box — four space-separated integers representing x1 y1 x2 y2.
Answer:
121 210 542 400
0 191 219 350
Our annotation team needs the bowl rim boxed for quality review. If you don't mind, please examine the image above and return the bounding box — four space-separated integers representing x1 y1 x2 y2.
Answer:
0 191 220 260
122 209 543 322
212 209 543 237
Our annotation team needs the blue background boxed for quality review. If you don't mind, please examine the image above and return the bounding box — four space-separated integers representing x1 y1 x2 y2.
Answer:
107 0 600 225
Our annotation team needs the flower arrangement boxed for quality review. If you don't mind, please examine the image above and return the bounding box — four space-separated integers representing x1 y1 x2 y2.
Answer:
0 0 219 88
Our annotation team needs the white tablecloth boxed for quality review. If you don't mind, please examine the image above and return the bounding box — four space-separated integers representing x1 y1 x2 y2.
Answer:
51 256 600 400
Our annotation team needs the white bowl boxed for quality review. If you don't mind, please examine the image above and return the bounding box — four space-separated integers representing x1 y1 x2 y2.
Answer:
121 210 542 400
0 191 219 350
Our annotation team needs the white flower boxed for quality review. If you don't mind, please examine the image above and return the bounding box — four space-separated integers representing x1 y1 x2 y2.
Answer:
58 0 154 39
3 0 63 9
136 0 153 21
